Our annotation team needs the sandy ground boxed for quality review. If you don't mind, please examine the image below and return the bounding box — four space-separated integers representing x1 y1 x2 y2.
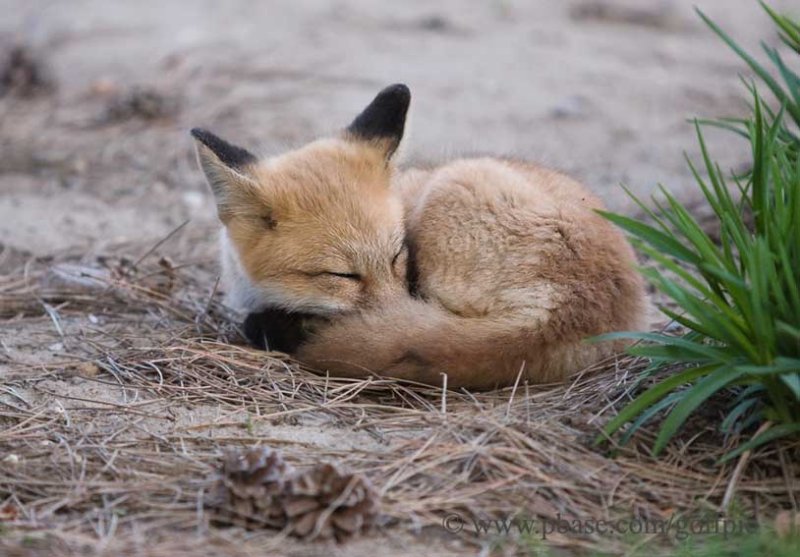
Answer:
1 0 794 256
1 0 797 555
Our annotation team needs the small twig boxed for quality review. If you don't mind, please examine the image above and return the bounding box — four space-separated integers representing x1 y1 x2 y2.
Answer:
721 421 772 512
440 373 448 415
505 362 525 421
131 219 190 270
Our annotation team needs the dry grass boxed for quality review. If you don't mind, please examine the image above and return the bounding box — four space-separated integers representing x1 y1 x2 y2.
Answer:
1 230 798 556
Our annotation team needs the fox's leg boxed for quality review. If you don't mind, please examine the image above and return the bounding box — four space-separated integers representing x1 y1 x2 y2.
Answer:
242 309 320 353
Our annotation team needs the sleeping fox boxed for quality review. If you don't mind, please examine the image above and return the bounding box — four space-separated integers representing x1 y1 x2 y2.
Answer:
191 84 648 390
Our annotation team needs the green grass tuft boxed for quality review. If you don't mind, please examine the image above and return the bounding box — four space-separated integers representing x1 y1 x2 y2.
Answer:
597 3 800 459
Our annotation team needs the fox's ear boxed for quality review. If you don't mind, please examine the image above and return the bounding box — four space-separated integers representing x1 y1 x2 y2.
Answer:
345 83 410 160
191 128 259 223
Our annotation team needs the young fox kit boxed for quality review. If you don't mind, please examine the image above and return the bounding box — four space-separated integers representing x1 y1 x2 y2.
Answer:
192 84 647 390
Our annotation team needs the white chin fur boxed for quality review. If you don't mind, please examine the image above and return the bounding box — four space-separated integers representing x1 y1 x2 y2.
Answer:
219 230 269 314
218 229 348 316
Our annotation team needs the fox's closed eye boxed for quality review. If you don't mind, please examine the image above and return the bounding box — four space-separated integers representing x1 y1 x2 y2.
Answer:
323 271 362 281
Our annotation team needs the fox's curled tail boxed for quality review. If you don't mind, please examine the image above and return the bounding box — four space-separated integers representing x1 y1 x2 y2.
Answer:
294 297 629 390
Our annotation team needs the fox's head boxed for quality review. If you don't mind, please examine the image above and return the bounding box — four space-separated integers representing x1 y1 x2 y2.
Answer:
192 84 411 315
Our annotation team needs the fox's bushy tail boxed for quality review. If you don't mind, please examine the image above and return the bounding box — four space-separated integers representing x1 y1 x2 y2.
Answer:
295 297 625 390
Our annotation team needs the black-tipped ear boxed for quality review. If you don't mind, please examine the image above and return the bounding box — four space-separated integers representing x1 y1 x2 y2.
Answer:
190 128 257 170
191 128 259 223
345 84 410 159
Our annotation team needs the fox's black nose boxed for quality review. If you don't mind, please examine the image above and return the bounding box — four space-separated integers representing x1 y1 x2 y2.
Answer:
242 309 311 354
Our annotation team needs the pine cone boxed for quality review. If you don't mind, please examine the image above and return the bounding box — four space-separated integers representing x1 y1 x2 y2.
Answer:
210 447 293 529
207 448 380 541
282 463 379 541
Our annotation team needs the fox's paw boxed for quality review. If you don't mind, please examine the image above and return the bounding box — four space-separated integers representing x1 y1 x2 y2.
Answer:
242 309 315 354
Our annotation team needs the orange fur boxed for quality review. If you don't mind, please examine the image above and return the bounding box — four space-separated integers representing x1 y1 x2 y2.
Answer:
295 157 648 388
193 86 648 390
196 137 408 315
